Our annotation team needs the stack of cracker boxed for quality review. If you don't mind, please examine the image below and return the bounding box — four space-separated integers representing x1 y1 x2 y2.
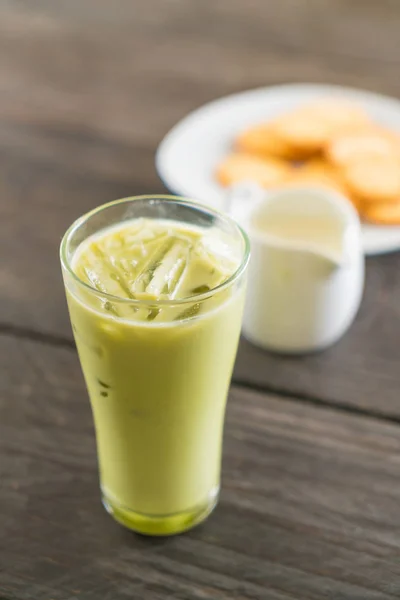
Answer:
216 99 400 224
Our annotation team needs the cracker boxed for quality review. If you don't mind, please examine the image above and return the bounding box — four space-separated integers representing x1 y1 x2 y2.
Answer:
285 158 347 192
341 158 400 204
215 153 291 188
326 128 400 167
268 100 370 157
362 201 400 224
235 123 308 160
269 111 331 156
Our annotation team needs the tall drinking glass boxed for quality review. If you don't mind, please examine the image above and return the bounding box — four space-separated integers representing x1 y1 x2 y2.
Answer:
60 196 249 535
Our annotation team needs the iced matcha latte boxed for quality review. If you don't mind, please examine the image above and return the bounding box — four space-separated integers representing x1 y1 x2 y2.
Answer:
60 196 249 535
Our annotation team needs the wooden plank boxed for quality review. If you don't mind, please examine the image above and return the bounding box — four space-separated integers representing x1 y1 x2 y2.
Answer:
2 0 400 146
3 0 400 67
1 333 400 599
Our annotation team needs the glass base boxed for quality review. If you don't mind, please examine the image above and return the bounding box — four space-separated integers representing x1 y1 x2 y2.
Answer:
101 486 219 536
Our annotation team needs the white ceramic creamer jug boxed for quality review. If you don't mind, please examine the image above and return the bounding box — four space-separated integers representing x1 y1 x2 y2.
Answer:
231 185 365 353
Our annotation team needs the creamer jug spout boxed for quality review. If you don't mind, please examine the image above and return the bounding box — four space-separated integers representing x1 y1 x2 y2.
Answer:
248 186 361 268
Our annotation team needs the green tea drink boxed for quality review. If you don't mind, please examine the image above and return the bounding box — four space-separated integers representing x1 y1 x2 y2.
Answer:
60 197 249 535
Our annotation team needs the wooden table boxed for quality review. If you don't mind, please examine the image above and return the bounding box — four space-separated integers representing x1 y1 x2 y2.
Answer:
2 2 400 598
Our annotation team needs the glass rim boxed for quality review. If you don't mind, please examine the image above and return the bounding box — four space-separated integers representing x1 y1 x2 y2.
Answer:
60 195 250 307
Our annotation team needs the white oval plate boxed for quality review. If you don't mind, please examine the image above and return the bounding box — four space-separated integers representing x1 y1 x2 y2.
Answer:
156 83 400 256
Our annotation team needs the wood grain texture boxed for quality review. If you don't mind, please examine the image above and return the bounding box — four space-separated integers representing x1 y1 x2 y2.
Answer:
2 3 400 595
1 0 400 155
2 333 400 600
